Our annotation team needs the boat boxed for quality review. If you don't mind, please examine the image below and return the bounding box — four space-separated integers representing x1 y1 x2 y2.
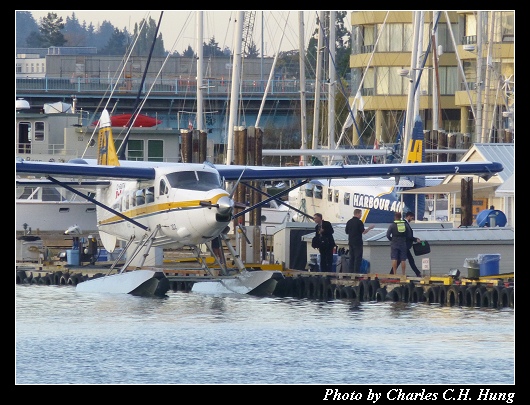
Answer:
92 113 161 127
15 99 99 254
16 181 98 236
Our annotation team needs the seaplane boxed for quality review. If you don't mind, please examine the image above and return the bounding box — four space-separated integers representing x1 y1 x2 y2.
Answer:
15 109 504 298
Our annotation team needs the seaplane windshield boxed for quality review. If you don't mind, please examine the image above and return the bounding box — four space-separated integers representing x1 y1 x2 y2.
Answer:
165 171 222 191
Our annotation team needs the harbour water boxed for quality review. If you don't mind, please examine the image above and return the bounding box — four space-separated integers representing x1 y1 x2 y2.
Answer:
15 284 514 385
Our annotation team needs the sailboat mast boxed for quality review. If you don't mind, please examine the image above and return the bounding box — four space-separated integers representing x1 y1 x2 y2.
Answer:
413 11 425 119
475 11 484 143
312 11 324 152
481 11 496 143
298 11 308 166
226 11 244 165
431 11 442 132
196 11 204 132
327 11 336 165
403 11 421 159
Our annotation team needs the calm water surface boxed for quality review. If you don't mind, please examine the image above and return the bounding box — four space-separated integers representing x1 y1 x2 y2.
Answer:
15 284 514 385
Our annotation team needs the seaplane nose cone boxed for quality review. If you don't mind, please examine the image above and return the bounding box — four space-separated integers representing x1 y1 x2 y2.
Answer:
217 196 234 216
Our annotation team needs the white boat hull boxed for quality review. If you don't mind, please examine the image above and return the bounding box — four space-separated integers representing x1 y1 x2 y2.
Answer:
191 270 283 296
76 270 169 297
16 200 97 233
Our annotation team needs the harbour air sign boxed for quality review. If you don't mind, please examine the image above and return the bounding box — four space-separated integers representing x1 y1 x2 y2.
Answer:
352 192 403 212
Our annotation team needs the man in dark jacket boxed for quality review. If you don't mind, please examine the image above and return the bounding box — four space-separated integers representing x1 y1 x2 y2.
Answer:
401 211 422 276
313 213 335 272
345 208 374 273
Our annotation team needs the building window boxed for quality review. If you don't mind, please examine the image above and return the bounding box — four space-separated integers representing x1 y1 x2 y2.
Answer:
127 140 144 161
499 12 514 42
34 121 45 141
147 139 164 162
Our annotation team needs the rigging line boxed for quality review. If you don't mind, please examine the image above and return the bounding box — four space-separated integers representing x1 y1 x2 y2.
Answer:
80 16 150 158
412 12 441 98
255 11 290 128
118 11 165 159
336 11 390 148
444 11 476 120
314 11 365 147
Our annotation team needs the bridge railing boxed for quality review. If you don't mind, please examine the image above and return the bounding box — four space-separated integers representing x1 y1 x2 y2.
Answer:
16 77 333 98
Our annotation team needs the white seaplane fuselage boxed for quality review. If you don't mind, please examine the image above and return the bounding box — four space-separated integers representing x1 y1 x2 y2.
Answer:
96 164 234 252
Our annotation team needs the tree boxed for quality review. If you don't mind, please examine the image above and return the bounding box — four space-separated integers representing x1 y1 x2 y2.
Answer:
203 37 224 57
182 45 194 57
38 12 67 47
15 11 39 47
63 12 88 47
275 50 301 80
245 41 260 58
100 28 129 56
132 17 166 57
304 11 351 79
93 21 120 52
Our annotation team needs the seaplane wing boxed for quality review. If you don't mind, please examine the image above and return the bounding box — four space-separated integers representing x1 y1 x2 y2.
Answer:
213 161 503 181
16 158 503 184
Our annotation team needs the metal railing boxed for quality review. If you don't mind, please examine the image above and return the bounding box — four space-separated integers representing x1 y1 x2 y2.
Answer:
16 76 332 98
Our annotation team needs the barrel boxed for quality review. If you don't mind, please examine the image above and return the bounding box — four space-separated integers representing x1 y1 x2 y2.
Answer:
463 258 480 278
477 254 501 276
66 249 80 266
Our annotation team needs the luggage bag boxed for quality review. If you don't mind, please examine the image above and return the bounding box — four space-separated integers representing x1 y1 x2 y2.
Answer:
412 241 430 256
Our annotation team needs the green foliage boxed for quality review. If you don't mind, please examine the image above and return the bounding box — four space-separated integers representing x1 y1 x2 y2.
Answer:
203 37 224 57
245 41 260 58
132 17 166 57
16 11 39 47
28 12 66 47
100 28 129 55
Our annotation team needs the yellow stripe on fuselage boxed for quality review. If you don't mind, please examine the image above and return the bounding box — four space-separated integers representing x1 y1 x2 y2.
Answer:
98 193 228 226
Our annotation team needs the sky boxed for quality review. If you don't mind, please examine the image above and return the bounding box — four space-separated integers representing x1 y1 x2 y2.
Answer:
23 10 342 55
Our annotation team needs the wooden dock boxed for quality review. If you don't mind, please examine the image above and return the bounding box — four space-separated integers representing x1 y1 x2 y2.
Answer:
16 254 514 309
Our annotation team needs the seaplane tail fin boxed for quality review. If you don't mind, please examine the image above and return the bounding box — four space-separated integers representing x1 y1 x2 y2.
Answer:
97 109 121 166
403 114 427 220
405 115 425 163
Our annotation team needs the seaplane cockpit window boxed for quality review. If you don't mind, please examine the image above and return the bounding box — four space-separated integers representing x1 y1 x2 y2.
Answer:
328 189 333 202
304 184 314 197
145 187 154 203
136 190 145 205
165 171 222 191
124 193 130 210
344 192 351 205
334 190 340 203
159 179 168 196
314 185 323 199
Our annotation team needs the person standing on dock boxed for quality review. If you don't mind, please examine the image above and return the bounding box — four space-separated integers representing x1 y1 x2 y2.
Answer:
386 212 411 276
313 213 335 272
345 208 374 273
396 211 422 277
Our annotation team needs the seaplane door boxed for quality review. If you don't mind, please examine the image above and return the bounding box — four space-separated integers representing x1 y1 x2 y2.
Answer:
156 177 170 222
